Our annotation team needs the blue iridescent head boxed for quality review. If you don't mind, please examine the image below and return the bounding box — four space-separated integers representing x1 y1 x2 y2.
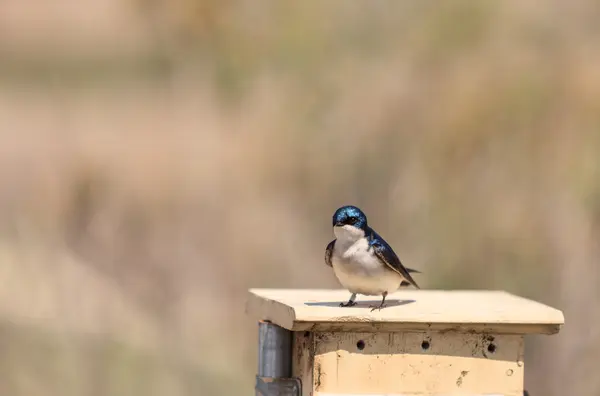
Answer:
332 205 368 230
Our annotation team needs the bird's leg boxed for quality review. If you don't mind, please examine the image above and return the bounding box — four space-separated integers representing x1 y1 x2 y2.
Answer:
370 291 388 311
340 293 357 307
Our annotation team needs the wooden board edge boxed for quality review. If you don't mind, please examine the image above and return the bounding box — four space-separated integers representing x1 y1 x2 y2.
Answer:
289 320 563 335
246 288 297 330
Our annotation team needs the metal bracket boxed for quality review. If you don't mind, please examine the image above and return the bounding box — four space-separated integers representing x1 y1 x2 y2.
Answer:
255 376 301 396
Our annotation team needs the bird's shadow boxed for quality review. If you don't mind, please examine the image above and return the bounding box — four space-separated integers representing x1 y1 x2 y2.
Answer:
304 299 415 309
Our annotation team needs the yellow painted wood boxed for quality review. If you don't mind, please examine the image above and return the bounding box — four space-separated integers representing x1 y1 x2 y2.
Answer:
312 331 523 395
253 289 564 395
247 289 564 334
292 331 314 396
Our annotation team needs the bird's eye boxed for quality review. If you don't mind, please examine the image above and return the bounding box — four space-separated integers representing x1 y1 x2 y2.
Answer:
348 216 357 224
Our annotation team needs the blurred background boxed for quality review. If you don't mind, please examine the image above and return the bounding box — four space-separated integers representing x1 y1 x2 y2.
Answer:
0 0 597 395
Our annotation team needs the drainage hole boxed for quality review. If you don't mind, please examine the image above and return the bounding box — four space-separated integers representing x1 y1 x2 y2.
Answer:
356 340 365 350
487 343 497 353
421 340 430 350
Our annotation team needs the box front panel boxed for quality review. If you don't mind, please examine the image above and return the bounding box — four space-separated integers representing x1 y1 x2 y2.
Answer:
312 331 524 396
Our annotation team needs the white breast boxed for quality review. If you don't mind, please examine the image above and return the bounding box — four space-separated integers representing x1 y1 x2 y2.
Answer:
331 226 404 296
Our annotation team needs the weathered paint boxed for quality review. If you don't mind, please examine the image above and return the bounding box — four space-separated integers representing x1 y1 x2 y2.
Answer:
295 331 524 396
293 331 314 396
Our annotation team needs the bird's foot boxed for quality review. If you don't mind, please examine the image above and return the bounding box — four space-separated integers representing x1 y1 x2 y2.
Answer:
340 301 357 307
369 303 387 312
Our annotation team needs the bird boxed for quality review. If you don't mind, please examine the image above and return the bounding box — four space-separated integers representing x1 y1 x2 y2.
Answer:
325 205 420 311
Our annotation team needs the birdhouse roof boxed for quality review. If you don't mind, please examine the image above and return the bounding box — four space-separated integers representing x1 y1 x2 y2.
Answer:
246 289 564 334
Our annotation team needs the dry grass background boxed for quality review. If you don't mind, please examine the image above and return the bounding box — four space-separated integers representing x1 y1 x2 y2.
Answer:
0 1 599 395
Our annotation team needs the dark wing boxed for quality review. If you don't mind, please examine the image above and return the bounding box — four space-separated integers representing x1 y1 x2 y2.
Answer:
400 268 421 286
325 240 336 267
368 228 420 289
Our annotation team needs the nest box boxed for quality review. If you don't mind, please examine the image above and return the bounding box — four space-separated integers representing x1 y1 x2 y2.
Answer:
247 289 564 396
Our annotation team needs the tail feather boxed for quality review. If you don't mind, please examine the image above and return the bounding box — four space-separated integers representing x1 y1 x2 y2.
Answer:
401 267 421 288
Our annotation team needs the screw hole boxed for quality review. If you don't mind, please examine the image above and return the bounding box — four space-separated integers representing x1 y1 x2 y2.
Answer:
356 340 365 350
421 341 430 350
488 343 496 353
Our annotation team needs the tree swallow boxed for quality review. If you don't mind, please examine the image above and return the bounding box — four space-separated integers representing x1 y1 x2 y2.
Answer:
325 205 421 311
